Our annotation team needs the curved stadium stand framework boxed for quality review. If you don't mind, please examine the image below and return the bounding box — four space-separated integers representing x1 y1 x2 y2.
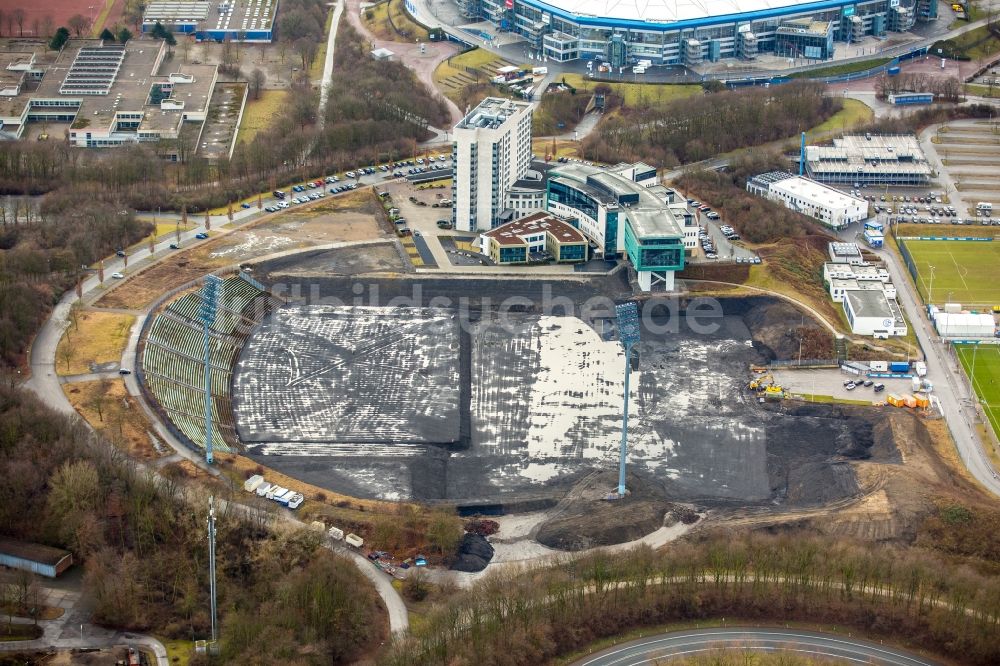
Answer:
455 0 938 65
138 273 278 455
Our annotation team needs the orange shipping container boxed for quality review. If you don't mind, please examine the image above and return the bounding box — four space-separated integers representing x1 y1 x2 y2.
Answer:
915 395 930 408
887 394 904 407
903 394 917 408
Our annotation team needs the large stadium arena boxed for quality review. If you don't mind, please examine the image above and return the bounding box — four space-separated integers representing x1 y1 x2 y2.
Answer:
135 250 882 509
447 0 941 65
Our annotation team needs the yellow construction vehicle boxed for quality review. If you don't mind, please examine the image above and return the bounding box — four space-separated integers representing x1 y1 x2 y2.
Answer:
749 373 784 400
749 373 774 391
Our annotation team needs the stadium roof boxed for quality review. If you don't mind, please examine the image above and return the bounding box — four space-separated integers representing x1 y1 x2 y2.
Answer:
528 0 850 25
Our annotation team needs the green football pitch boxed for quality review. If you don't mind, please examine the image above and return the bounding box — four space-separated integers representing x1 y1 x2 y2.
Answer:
902 240 1000 307
956 344 1000 442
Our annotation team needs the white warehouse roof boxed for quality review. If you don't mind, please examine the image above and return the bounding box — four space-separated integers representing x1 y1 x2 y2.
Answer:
769 176 866 210
533 0 824 24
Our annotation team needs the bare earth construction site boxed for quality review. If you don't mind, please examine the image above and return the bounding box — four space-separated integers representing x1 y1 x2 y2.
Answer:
231 256 898 518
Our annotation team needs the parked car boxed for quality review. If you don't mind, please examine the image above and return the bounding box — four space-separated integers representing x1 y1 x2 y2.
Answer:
118 369 131 375
111 272 125 279
169 243 179 249
195 232 209 239
241 202 252 209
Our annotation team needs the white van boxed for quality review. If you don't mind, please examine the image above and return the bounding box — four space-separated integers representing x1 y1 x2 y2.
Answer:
976 202 993 212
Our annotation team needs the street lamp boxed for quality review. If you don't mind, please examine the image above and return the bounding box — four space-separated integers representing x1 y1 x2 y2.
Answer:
614 301 641 497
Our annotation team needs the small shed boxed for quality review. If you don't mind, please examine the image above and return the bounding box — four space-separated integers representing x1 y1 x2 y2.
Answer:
371 48 395 61
0 538 73 578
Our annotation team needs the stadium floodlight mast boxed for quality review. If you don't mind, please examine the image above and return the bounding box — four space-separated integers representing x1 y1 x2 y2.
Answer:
198 276 223 464
615 301 641 498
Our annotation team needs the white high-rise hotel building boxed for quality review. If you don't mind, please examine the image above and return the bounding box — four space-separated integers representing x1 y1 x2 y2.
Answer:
452 97 533 232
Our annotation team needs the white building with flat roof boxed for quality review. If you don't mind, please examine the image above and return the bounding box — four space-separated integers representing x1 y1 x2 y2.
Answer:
452 97 533 233
843 289 907 338
747 172 867 230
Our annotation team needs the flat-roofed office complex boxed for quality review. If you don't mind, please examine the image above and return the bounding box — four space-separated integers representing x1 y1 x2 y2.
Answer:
546 161 688 291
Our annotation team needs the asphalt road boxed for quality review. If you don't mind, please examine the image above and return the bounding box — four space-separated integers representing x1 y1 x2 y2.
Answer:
573 628 941 666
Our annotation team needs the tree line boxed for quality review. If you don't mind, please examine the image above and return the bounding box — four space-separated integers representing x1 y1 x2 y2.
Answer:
0 192 151 367
0 382 386 662
674 151 830 244
383 533 1000 666
581 82 839 167
875 74 964 102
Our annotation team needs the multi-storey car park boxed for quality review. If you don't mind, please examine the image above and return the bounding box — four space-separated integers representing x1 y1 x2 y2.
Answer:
454 0 938 66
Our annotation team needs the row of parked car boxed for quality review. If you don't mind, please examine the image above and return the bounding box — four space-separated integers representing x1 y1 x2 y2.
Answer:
844 379 885 392
855 191 945 204
265 182 360 212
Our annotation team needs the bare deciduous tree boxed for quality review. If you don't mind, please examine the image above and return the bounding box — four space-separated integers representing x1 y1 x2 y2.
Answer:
67 13 92 37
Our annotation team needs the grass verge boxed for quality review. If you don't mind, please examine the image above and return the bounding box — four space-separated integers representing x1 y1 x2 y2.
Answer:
55 311 135 376
0 623 43 642
160 638 195 666
790 393 879 406
310 8 334 81
789 57 892 80
966 83 1000 98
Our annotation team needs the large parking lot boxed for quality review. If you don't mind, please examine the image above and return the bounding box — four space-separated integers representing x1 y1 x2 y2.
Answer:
772 368 920 403
855 187 994 227
682 199 760 264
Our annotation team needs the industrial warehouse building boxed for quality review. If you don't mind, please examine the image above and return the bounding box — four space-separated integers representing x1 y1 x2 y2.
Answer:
143 0 276 42
480 212 589 264
452 97 534 232
747 172 868 230
843 289 908 338
0 538 73 578
446 0 936 67
0 39 218 149
805 134 932 186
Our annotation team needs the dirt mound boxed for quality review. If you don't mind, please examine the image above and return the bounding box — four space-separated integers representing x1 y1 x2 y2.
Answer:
450 534 495 572
741 297 832 361
535 471 675 551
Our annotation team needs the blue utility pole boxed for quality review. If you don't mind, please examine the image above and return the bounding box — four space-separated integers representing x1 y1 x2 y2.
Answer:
198 276 222 464
615 302 641 497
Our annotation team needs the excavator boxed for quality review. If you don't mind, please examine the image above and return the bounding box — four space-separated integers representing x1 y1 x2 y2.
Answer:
748 372 784 400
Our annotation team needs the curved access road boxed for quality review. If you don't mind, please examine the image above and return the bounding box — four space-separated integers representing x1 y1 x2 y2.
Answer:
573 627 942 666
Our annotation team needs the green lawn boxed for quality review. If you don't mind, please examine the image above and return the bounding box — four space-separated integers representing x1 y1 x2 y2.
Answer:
902 239 1000 307
558 74 702 107
806 99 874 136
957 344 1000 442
